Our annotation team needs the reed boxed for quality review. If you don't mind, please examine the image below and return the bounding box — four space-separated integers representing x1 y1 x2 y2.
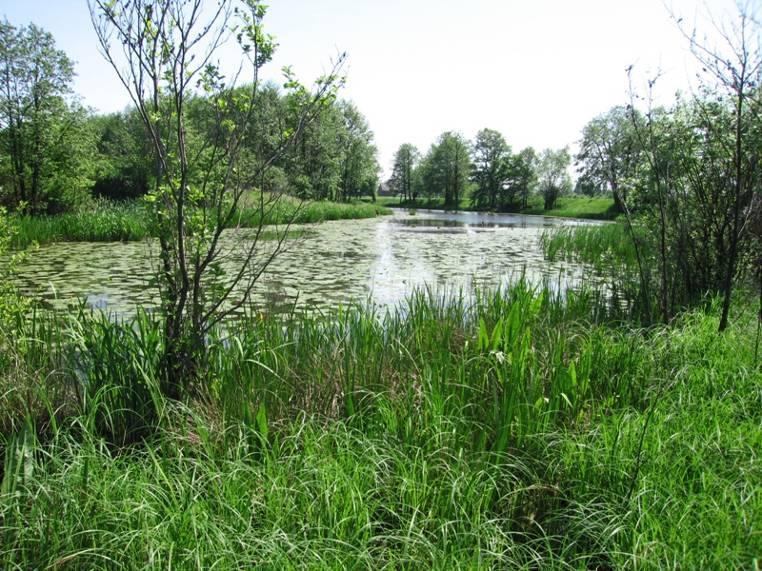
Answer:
540 222 643 268
0 284 758 568
12 198 392 248
13 201 152 247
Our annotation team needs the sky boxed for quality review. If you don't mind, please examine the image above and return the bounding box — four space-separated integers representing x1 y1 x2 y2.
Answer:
1 0 744 177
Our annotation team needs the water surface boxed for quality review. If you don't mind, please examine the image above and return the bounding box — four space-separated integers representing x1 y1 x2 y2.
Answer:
15 209 597 315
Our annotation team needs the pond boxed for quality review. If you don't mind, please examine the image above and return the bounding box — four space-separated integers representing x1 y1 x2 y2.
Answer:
14 209 599 316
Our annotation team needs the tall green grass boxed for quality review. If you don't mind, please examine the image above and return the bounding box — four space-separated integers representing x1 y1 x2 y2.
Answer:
237 195 391 226
541 222 643 267
0 284 759 568
12 201 152 247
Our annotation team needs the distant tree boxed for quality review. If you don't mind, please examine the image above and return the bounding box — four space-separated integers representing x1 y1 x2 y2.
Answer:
286 99 344 200
0 19 92 212
506 146 537 210
537 148 571 210
421 131 471 207
575 106 642 212
389 143 419 201
573 172 599 196
470 128 511 210
243 83 287 166
337 101 379 201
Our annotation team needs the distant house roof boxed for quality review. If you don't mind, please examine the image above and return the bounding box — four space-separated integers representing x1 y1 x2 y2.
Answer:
377 181 395 196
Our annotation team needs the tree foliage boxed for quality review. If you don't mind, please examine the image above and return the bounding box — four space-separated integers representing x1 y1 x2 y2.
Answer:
537 148 571 210
418 131 471 207
0 19 94 213
336 101 379 202
470 128 511 210
575 106 642 212
89 109 153 200
507 147 538 209
619 3 762 329
389 143 419 201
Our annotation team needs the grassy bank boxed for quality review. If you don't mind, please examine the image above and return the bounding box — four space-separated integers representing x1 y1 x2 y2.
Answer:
12 197 391 248
1 283 759 568
375 195 618 220
521 196 618 220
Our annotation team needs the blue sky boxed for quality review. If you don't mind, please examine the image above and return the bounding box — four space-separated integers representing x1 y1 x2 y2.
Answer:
1 0 742 176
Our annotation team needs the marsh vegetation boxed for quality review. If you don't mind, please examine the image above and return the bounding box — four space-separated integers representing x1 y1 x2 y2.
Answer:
0 0 760 569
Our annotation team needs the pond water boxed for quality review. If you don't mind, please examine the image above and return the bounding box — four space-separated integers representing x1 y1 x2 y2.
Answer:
14 209 598 316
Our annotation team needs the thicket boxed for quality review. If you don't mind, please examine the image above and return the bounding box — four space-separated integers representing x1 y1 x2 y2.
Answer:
0 21 380 215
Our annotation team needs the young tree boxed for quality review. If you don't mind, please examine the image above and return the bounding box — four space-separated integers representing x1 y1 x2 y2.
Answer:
624 4 762 328
389 143 419 202
470 128 511 210
536 147 571 210
90 0 343 397
678 5 762 332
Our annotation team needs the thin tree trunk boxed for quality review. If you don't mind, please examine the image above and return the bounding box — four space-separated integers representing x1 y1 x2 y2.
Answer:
718 89 745 332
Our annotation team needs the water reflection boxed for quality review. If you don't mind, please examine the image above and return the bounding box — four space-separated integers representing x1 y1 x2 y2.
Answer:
15 209 599 316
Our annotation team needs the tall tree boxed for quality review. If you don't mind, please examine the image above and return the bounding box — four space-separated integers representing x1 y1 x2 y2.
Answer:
420 131 471 207
506 147 537 210
336 101 379 202
470 128 510 210
89 108 153 200
283 97 343 200
91 0 343 397
575 106 642 212
0 19 91 212
389 143 419 201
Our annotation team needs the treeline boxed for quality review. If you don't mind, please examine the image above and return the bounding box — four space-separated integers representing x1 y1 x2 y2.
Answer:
388 131 572 211
0 20 380 215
